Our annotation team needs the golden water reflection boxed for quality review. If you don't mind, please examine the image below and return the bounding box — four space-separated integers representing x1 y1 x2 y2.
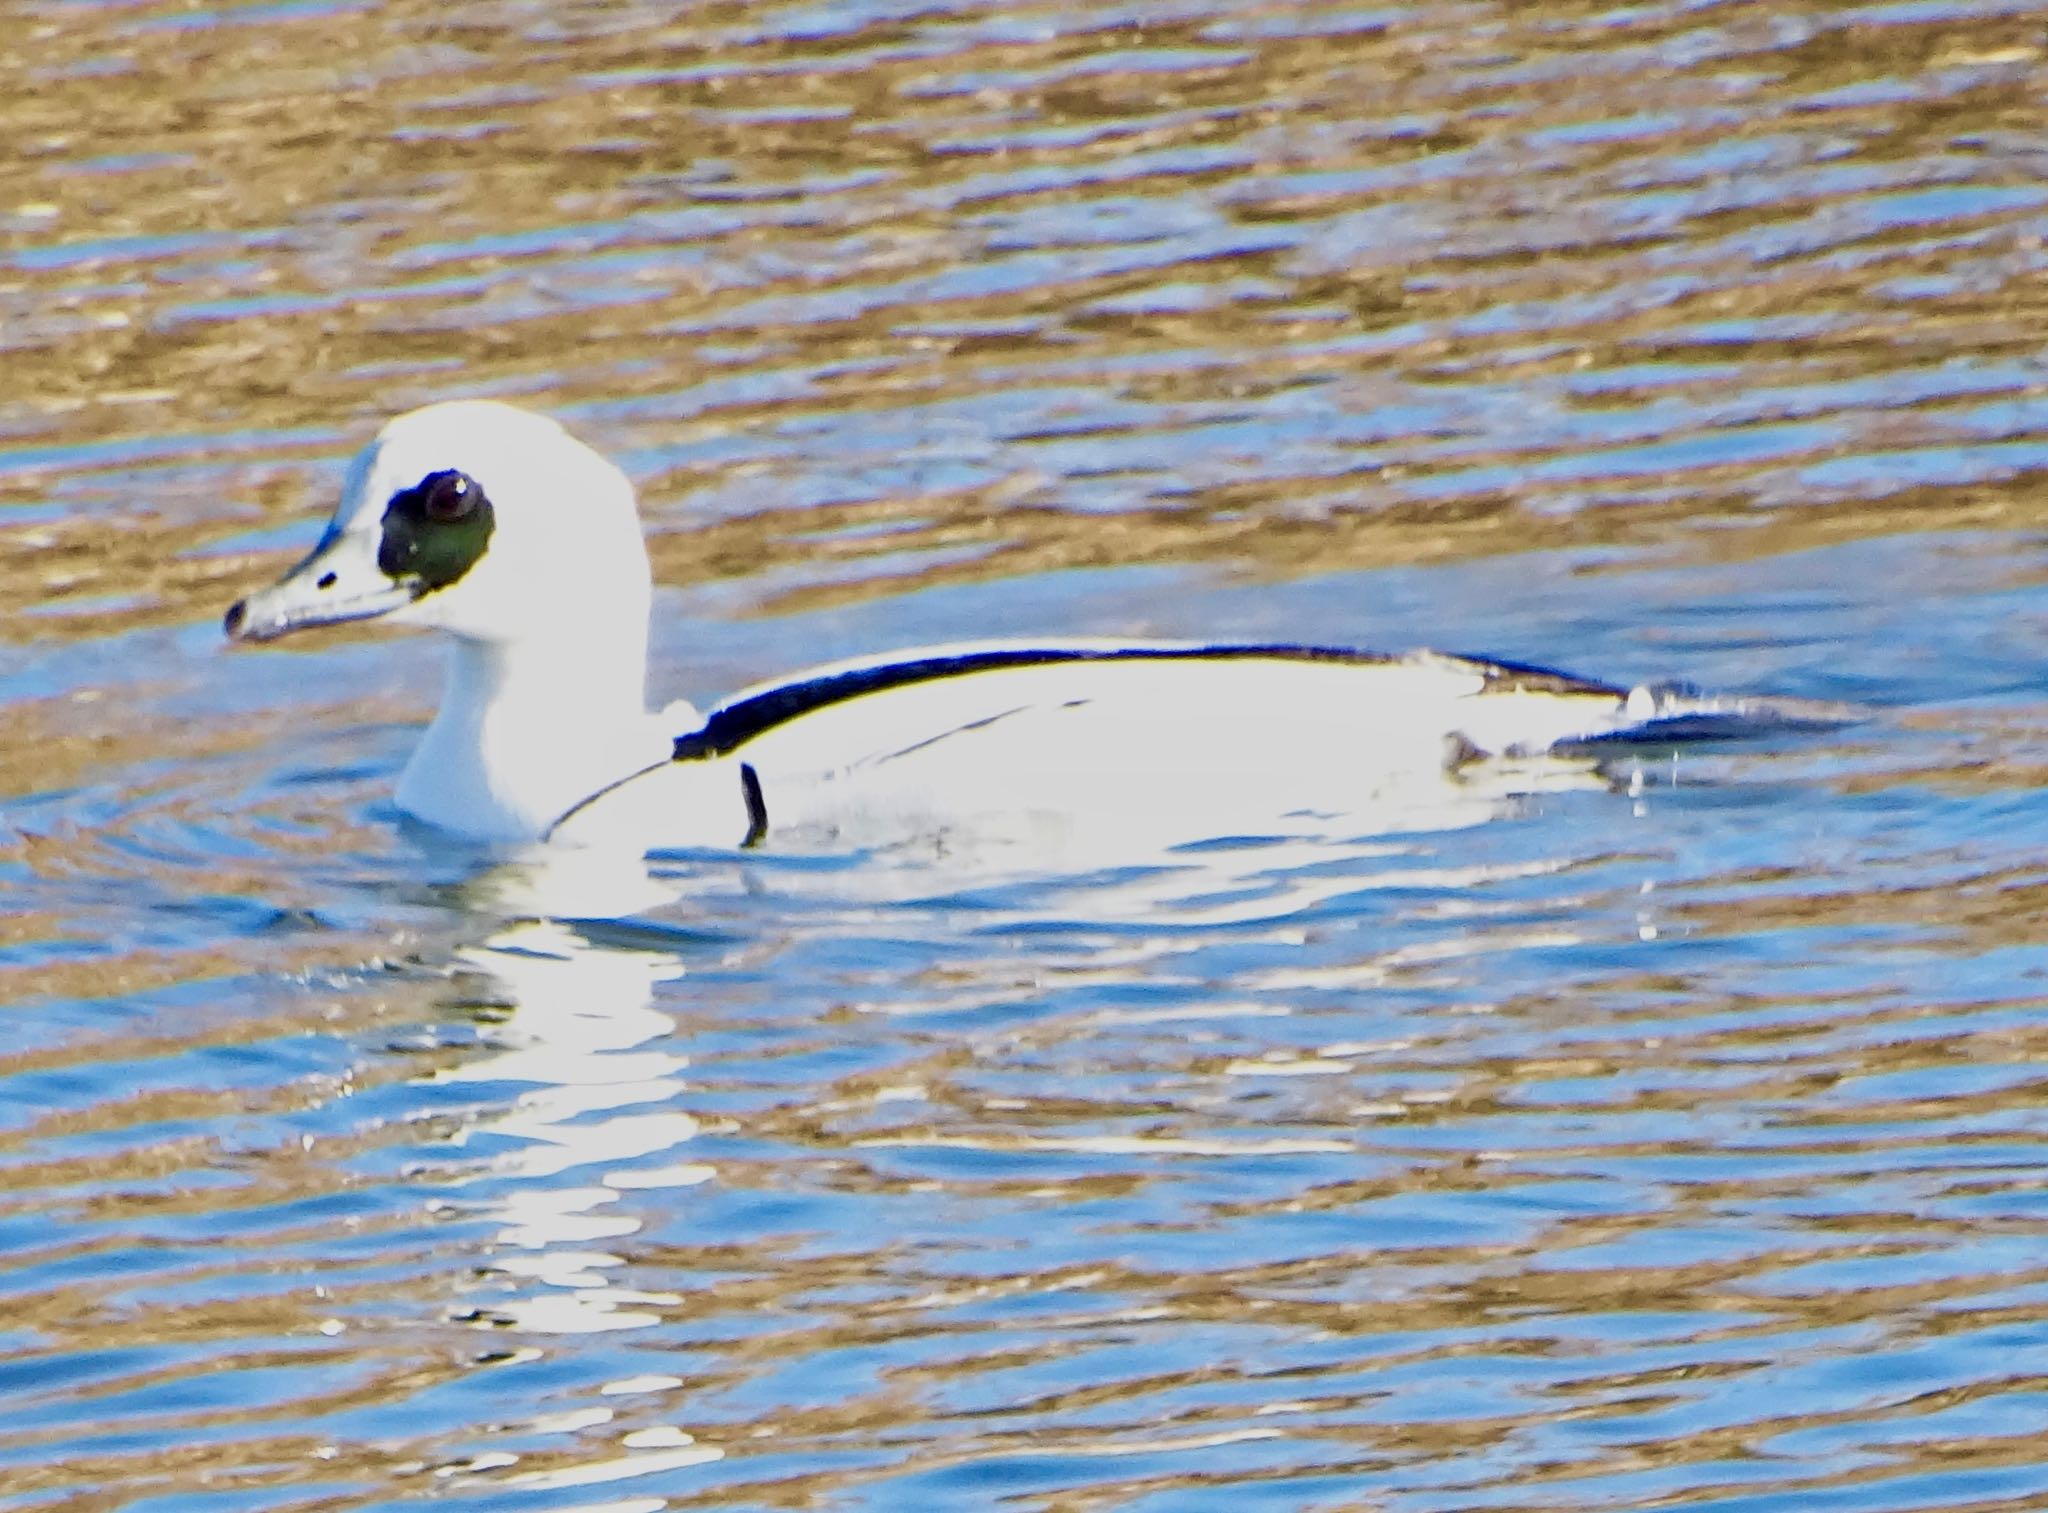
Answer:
7 0 2048 1504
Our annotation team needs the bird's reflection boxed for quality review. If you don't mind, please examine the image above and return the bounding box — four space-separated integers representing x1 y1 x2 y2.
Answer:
416 745 1646 1490
422 747 1634 1321
432 917 702 1334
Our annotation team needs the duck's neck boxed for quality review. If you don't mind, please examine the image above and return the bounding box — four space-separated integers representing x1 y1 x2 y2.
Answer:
396 628 673 842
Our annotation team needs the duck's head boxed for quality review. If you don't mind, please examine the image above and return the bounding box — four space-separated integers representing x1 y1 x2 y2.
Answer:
225 400 651 649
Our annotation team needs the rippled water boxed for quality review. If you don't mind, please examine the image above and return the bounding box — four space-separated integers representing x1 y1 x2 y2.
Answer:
8 0 2048 1507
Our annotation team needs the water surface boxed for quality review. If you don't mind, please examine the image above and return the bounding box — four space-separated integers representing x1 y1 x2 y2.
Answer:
6 0 2048 1507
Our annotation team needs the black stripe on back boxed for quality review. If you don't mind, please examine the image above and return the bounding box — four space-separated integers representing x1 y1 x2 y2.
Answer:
671 643 1617 761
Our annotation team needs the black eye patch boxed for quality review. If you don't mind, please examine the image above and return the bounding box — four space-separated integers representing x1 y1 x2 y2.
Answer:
378 469 495 591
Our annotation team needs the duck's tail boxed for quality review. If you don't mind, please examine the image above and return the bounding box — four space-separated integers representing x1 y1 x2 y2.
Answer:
1579 680 1864 747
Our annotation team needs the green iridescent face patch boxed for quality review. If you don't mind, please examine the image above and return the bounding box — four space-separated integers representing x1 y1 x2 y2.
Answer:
377 468 495 593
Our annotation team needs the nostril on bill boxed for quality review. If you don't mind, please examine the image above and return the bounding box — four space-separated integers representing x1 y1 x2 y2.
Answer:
318 572 337 589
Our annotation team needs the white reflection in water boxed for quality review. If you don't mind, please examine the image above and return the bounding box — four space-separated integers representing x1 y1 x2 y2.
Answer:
425 744 1633 1344
436 918 699 1334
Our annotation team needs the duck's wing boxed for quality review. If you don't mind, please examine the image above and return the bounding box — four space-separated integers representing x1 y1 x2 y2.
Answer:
664 641 1640 844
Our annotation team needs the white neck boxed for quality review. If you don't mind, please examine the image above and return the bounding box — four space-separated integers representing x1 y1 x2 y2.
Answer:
396 626 672 842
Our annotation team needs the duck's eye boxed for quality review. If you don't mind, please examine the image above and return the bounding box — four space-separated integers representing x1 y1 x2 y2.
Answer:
420 470 477 522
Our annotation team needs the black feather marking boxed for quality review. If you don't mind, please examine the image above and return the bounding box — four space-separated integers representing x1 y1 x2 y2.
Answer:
669 644 1612 762
739 762 768 848
865 704 1037 767
541 754 672 839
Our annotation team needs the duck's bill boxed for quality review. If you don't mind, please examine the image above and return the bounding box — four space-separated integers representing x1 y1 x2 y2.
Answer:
224 527 419 644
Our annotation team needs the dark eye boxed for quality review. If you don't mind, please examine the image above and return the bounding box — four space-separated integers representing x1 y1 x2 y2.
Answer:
420 470 477 522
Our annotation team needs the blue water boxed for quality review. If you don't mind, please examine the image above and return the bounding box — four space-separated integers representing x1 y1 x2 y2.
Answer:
8 0 2048 1507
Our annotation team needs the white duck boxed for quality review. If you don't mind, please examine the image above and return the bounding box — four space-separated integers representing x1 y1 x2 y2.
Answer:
225 400 1789 854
